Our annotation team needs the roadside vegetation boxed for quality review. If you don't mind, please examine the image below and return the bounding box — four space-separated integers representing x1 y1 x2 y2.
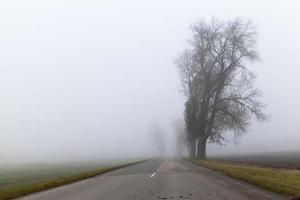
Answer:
0 160 142 200
175 18 267 159
194 159 300 198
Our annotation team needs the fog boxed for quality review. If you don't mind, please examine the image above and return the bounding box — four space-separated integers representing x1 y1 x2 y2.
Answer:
1 0 300 163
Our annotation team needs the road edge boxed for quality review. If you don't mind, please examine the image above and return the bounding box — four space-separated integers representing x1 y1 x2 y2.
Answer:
3 160 148 200
187 158 298 199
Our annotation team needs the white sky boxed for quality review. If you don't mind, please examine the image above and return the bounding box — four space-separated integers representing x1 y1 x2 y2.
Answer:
0 0 300 163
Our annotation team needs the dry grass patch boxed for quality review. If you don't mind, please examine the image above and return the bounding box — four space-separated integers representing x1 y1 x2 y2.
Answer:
194 160 300 198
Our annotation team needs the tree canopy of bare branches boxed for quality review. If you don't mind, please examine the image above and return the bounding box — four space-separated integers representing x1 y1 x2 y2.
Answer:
175 18 267 159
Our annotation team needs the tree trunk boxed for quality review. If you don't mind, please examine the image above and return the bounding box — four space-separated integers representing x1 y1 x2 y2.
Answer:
196 137 207 159
190 139 196 158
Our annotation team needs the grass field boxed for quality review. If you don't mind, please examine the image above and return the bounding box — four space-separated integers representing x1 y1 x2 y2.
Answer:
194 159 300 198
209 151 300 169
0 160 141 200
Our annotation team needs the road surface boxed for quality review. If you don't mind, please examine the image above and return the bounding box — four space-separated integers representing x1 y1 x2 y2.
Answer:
18 159 290 200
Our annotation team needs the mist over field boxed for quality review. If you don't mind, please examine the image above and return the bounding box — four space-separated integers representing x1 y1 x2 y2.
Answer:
1 0 300 164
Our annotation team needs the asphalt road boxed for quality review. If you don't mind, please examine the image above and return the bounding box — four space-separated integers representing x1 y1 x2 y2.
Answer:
18 159 290 200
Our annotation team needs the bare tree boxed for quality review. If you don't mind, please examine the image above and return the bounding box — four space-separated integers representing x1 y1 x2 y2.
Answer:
172 119 188 157
175 18 267 159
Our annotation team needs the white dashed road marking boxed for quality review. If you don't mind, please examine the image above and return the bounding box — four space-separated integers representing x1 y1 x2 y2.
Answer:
150 173 156 178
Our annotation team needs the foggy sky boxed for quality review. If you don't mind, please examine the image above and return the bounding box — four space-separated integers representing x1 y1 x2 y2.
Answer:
1 0 300 163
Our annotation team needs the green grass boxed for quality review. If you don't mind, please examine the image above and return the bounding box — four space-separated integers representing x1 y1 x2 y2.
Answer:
0 160 143 200
193 159 300 198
